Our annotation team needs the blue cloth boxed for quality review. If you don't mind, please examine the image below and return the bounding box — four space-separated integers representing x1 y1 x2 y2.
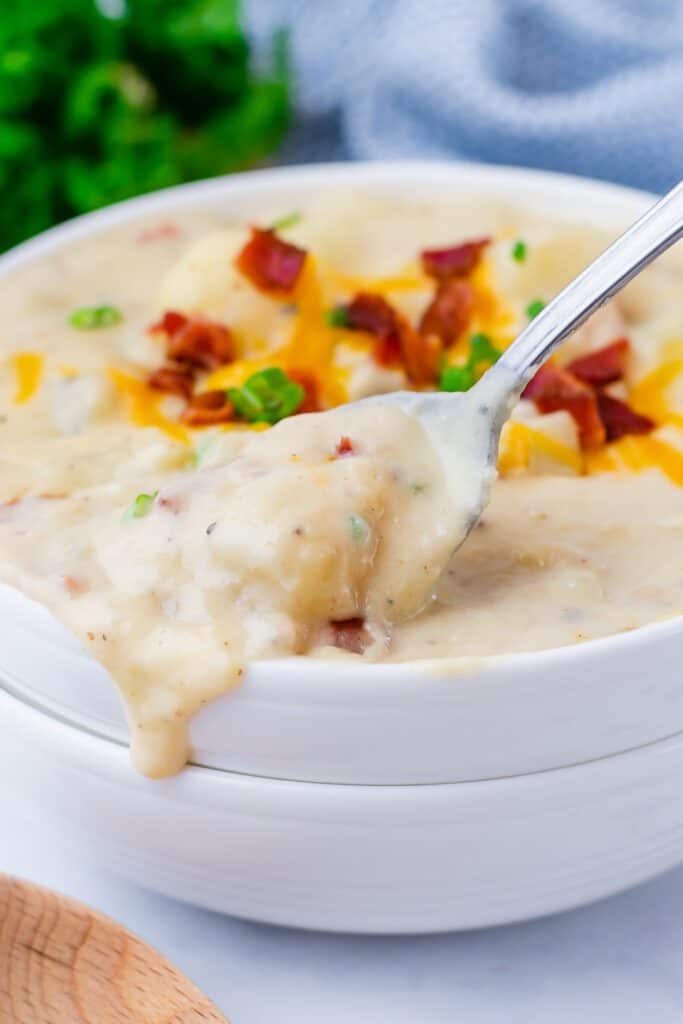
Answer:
248 0 683 192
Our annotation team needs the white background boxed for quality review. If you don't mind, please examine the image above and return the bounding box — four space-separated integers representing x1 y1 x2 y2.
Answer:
3 780 683 1023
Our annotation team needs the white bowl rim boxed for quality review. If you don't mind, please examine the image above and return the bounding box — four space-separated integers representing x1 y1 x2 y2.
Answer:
0 158 661 276
7 677 683 792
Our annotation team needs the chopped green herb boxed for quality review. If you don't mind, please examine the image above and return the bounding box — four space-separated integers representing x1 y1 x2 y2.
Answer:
440 364 474 392
191 432 217 469
511 239 527 263
440 332 501 393
69 304 123 330
124 490 158 520
227 367 304 425
409 482 428 495
526 298 545 320
347 513 371 544
270 211 301 231
469 332 501 367
324 306 349 328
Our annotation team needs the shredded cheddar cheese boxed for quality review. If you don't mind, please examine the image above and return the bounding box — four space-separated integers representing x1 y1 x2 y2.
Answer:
629 360 683 425
602 435 683 486
584 447 619 474
12 352 44 404
286 256 336 371
204 357 279 392
498 422 530 474
469 262 516 347
109 367 190 445
328 265 426 296
499 421 583 475
318 365 350 407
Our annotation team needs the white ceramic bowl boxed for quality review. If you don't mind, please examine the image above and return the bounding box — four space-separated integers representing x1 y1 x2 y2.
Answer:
2 161 683 933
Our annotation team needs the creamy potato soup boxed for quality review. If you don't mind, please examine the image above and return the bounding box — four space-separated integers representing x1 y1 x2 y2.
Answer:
1 192 682 777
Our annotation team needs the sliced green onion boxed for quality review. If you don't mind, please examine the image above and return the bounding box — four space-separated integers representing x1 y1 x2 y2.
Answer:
69 305 123 330
124 490 158 520
440 333 501 393
191 433 218 469
270 211 302 231
348 513 371 544
511 239 527 263
469 332 501 367
227 367 304 425
440 364 474 392
526 298 545 320
324 306 350 328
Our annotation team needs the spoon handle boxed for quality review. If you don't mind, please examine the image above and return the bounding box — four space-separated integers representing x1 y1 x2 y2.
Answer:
498 180 683 384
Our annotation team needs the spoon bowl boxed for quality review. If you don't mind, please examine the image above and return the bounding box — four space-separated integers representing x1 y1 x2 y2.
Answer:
354 379 516 546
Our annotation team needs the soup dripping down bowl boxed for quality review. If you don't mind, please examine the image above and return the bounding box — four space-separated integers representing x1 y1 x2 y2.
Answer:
2 161 683 933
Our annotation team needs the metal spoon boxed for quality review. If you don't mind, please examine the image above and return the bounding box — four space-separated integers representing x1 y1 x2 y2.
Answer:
360 180 683 547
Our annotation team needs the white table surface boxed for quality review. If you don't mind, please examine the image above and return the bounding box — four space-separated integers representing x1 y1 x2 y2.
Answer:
3 778 683 1024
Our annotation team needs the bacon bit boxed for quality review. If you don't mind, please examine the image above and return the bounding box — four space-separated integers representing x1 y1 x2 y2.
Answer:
346 292 396 340
371 335 402 367
335 435 356 457
345 292 403 366
329 617 371 654
567 338 630 387
596 393 655 442
158 495 182 514
236 227 307 293
345 291 441 383
419 279 475 348
166 318 234 372
138 223 180 244
287 368 322 413
149 310 187 336
401 324 442 385
62 575 87 596
148 364 195 399
181 390 234 427
420 238 490 280
148 311 234 375
523 363 606 449
1 496 20 508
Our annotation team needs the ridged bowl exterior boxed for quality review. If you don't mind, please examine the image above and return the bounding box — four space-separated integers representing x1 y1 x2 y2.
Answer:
5 687 683 934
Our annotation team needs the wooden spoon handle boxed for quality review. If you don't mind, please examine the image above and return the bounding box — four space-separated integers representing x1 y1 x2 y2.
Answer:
0 875 228 1024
